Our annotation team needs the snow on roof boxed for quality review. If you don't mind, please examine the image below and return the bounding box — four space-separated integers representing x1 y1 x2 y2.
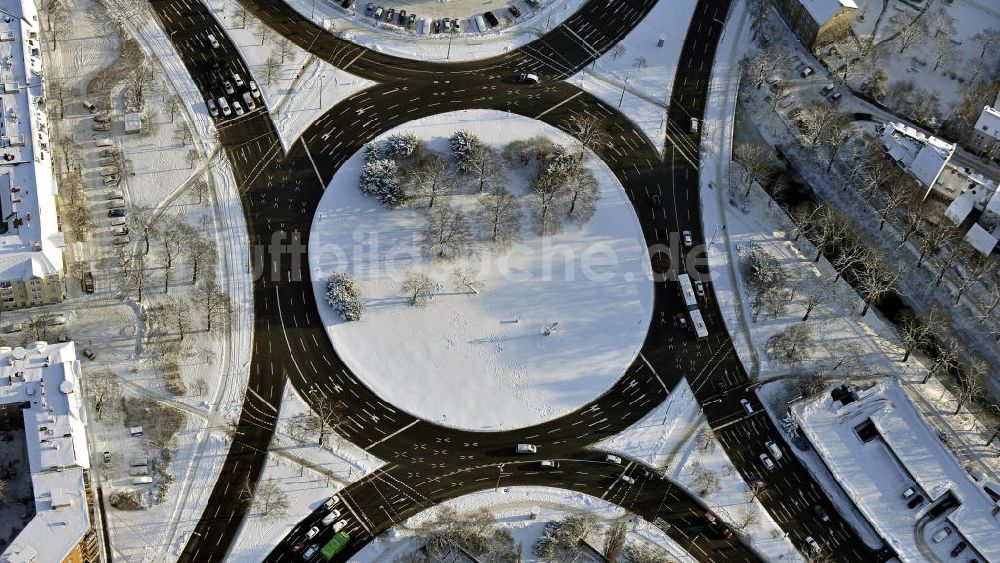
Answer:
0 0 64 282
965 223 998 256
881 122 955 188
944 188 975 223
799 0 858 23
794 379 1000 562
974 106 1000 142
0 340 92 563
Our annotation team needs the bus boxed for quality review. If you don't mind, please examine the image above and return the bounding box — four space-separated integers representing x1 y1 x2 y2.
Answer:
678 274 698 309
689 308 708 339
320 532 350 561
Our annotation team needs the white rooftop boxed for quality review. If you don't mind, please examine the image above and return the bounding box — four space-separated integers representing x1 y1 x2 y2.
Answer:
973 106 1000 142
965 223 998 256
799 0 858 23
0 0 63 282
794 379 1000 562
0 341 92 563
881 122 955 188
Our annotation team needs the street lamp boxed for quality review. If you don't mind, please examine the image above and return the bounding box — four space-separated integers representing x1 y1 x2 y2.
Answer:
446 25 456 60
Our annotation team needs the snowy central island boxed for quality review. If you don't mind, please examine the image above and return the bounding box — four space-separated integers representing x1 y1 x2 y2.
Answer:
308 110 653 430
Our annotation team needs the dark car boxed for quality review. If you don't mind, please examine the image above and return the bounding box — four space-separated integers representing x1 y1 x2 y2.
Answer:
364 2 374 15
483 11 500 26
384 8 394 22
950 542 967 557
83 349 97 361
452 18 460 31
508 5 521 17
340 0 353 8
431 19 440 33
406 13 416 28
103 451 111 463
813 505 829 522
397 9 406 24
108 208 126 218
82 271 95 293
906 494 924 509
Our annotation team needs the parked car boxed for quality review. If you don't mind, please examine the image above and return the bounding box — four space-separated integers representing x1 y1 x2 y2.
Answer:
442 18 451 32
803 536 820 553
323 496 340 510
373 6 384 19
759 453 775 470
902 486 917 500
82 271 95 293
103 451 111 463
321 509 342 525
812 505 829 522
765 440 783 460
83 349 97 361
242 92 256 111
906 494 924 509
950 542 967 557
305 526 320 539
223 80 235 95
694 280 705 296
931 527 952 543
397 9 406 24
452 18 460 31
800 66 814 78
302 545 319 559
484 11 500 26
233 100 245 116
384 8 395 22
406 13 417 29
508 5 521 17
820 83 835 96
830 91 842 102
332 520 348 533
365 2 374 15
341 0 354 8
109 208 126 218
690 117 699 133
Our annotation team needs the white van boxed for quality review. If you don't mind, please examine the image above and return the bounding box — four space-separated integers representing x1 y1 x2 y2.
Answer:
516 443 537 454
764 440 783 460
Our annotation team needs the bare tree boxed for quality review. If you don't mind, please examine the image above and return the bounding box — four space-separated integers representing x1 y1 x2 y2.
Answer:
632 55 647 70
802 290 826 321
119 254 153 302
875 177 910 231
127 206 159 255
159 221 186 293
566 114 610 157
930 32 960 72
194 278 230 332
167 298 193 341
400 271 435 307
918 221 959 267
923 335 960 384
242 478 289 521
764 323 813 366
832 236 870 283
611 44 626 60
856 251 902 317
451 266 483 295
288 394 346 448
188 232 217 284
732 507 760 532
972 28 1000 59
404 152 453 208
476 187 521 247
690 461 721 497
954 251 995 304
796 103 846 148
563 163 599 223
251 19 268 45
87 370 122 421
262 57 281 85
275 38 295 64
890 15 928 54
465 143 502 194
954 359 987 414
733 143 776 199
974 282 1000 321
420 206 472 259
811 207 848 262
530 166 570 235
740 43 788 90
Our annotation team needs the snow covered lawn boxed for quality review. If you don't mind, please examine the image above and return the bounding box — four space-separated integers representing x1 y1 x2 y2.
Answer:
569 0 700 153
309 109 653 431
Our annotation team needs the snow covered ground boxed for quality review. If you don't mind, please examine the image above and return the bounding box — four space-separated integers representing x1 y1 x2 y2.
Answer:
283 0 587 62
207 0 374 149
308 109 653 431
351 486 697 562
568 0 700 154
846 0 1000 116
228 381 384 561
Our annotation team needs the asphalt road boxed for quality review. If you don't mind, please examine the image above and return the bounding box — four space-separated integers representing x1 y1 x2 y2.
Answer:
146 0 891 561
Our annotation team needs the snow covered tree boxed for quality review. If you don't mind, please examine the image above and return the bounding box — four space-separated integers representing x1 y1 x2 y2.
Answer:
382 132 421 160
243 478 289 521
502 135 556 168
420 206 472 260
449 130 487 174
529 166 569 235
566 114 610 158
563 161 599 223
403 151 452 208
475 187 522 247
856 251 902 316
326 272 364 321
451 266 483 294
359 144 404 208
400 271 435 307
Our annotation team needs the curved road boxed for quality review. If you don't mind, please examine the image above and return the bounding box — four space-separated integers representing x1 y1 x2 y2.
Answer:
145 0 891 561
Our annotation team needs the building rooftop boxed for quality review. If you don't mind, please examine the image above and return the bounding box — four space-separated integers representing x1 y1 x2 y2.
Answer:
799 0 858 23
0 341 92 563
965 223 998 256
794 379 999 562
0 0 63 282
881 122 955 189
973 106 1000 143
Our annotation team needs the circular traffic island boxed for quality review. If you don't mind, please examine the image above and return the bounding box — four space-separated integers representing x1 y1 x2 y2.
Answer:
309 110 652 431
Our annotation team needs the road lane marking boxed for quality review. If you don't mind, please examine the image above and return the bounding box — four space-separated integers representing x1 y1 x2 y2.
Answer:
364 419 419 451
534 91 583 119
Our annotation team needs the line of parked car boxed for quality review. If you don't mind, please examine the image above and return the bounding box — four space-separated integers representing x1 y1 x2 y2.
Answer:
359 1 536 34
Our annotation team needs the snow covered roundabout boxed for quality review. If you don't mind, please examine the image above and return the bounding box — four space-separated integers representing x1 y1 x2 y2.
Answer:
309 110 653 430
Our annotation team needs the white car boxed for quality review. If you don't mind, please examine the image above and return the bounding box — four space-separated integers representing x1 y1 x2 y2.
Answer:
619 473 635 485
223 80 235 95
759 453 775 471
931 527 952 543
682 230 693 247
206 99 219 117
333 520 348 533
605 454 622 465
207 33 220 48
232 72 244 87
323 496 340 510
249 81 262 99
305 526 320 539
242 92 256 111
740 399 753 414
694 280 705 296
233 100 245 116
690 117 699 133
516 443 537 454
321 509 341 525
803 536 820 553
